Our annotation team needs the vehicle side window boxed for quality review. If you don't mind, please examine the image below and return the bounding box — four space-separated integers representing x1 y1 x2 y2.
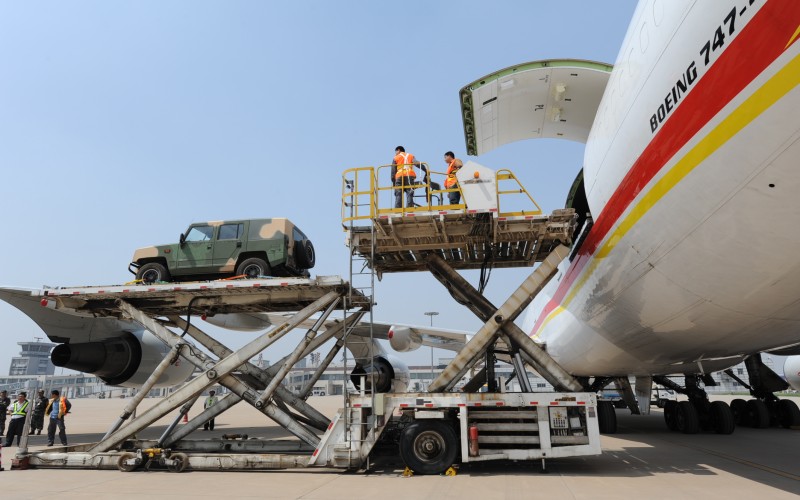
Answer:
219 223 244 240
185 226 214 242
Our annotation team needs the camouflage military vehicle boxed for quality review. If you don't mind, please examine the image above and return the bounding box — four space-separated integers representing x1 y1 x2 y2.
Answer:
129 218 315 284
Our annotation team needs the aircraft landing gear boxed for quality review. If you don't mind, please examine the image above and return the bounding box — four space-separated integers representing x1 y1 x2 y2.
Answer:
725 354 800 429
653 375 735 434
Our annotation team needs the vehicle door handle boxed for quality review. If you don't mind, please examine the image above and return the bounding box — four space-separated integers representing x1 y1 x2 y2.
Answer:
236 242 242 248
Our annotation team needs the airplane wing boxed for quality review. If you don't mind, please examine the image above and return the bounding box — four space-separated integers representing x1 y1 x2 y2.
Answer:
253 313 469 352
460 59 612 155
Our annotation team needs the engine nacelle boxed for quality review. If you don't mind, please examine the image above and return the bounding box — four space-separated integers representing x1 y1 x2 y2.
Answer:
203 313 274 332
51 330 195 388
388 326 423 352
785 356 800 391
350 355 410 393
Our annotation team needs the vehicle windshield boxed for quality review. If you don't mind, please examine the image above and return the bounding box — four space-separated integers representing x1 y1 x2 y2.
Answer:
185 226 214 242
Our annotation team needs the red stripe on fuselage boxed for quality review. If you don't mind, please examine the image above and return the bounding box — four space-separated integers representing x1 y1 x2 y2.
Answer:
532 1 800 333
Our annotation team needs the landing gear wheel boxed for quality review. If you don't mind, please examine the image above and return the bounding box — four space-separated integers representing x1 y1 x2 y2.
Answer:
136 262 171 284
709 401 735 434
236 258 269 279
776 399 800 429
117 452 139 472
675 401 699 434
597 400 617 434
399 420 458 475
746 399 770 428
663 400 679 431
730 398 748 426
167 452 188 473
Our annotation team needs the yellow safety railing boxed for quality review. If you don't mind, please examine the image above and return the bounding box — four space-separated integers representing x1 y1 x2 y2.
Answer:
342 164 541 223
496 169 542 217
342 167 377 224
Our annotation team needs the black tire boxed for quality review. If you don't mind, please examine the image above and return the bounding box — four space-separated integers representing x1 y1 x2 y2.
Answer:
746 399 770 428
399 420 459 475
709 401 735 435
664 400 679 431
236 258 269 279
675 401 700 434
117 452 139 472
776 399 800 429
136 262 171 284
167 452 188 473
295 239 316 269
597 400 617 434
730 398 748 426
656 399 666 409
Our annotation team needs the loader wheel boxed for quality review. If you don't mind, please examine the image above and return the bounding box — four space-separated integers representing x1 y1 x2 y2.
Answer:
399 420 458 475
117 452 139 472
136 262 171 284
597 400 617 434
236 258 269 278
167 452 188 473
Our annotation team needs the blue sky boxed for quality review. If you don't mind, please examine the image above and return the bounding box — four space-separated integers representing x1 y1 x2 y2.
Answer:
0 1 637 373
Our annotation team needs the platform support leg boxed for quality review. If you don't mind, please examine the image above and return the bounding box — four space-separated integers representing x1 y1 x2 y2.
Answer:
425 247 583 392
88 292 339 453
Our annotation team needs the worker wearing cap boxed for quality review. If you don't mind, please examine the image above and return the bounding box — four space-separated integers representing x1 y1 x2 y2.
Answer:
30 389 48 435
4 391 29 447
391 146 420 209
443 151 464 205
203 390 219 431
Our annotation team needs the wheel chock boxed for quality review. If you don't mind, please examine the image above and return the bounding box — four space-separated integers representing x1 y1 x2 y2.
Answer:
444 466 458 476
402 467 414 477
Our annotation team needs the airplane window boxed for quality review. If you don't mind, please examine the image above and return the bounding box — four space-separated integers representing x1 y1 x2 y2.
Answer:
185 226 214 242
219 223 243 240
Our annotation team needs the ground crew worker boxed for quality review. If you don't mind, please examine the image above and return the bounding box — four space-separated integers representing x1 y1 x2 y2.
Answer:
4 391 29 447
391 146 420 209
444 151 464 205
0 390 9 437
203 390 219 431
30 389 48 435
45 389 71 446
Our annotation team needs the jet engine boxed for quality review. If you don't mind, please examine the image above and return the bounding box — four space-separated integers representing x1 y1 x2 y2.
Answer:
51 330 195 388
388 326 423 352
785 356 800 391
350 355 410 393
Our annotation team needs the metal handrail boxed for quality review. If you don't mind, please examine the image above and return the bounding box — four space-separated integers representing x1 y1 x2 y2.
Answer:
496 169 543 217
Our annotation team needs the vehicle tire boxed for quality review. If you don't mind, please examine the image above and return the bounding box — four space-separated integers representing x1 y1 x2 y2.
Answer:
136 262 171 284
597 400 617 434
663 400 679 431
236 258 269 279
399 420 458 475
730 398 748 426
657 398 666 409
746 399 770 428
709 401 735 435
776 399 800 429
117 452 139 472
295 239 316 269
675 401 699 434
167 452 188 473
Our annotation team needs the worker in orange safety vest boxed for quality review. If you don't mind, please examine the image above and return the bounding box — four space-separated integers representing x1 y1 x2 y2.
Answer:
443 151 464 205
391 146 420 208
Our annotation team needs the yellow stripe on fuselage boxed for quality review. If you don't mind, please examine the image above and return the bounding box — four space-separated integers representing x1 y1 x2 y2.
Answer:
534 52 800 338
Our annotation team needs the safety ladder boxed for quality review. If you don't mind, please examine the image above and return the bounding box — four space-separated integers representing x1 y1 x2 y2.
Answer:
342 174 378 470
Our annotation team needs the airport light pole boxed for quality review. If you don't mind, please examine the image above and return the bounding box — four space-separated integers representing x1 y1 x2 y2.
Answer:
424 312 439 391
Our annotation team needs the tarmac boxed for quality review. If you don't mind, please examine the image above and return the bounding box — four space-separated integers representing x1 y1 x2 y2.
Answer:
1 394 798 499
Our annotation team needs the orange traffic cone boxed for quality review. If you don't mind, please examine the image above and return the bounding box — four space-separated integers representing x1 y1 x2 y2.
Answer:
182 412 188 423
